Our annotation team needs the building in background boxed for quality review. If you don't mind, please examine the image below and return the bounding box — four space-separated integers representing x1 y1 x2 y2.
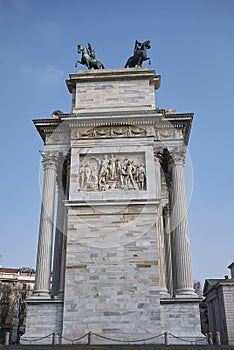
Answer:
0 267 35 343
202 262 234 345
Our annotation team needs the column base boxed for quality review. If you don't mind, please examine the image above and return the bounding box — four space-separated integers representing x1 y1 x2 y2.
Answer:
160 288 171 298
30 291 51 299
175 288 198 298
53 292 64 300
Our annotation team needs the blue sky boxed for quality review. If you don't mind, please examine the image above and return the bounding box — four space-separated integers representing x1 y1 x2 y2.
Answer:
0 0 234 286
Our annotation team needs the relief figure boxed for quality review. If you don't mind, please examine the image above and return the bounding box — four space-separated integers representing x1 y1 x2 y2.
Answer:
79 153 146 192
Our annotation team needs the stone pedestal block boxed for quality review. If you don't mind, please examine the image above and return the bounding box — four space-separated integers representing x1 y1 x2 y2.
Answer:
20 299 63 345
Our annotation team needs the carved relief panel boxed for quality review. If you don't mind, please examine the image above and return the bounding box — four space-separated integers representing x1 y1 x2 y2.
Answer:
79 153 146 192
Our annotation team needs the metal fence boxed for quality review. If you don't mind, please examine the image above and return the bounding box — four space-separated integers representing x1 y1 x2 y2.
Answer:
17 330 210 346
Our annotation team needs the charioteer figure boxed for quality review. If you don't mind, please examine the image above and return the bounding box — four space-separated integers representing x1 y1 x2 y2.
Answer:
125 40 151 68
75 43 105 70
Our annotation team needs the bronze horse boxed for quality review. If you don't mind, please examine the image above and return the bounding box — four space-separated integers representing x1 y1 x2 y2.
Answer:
125 40 151 68
75 43 105 69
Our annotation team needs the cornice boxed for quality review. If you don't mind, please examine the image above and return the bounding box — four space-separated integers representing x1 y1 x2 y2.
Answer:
66 68 161 92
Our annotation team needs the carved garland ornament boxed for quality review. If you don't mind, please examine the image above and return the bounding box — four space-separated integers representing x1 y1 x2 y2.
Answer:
79 153 146 192
76 126 183 140
78 125 147 138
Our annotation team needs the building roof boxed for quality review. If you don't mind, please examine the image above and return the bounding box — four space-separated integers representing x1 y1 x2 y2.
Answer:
203 278 234 295
0 268 19 273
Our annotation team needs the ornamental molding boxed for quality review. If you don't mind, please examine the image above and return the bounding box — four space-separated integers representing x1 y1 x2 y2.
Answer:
163 203 170 216
153 148 164 164
76 125 148 139
169 147 187 165
73 125 183 140
46 132 70 144
33 111 192 144
40 151 60 169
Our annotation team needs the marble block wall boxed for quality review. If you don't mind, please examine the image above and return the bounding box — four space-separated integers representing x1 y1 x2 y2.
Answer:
62 203 161 343
67 68 159 113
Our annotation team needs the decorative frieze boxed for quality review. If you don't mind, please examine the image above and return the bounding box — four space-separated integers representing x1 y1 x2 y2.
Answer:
78 125 147 138
73 125 183 141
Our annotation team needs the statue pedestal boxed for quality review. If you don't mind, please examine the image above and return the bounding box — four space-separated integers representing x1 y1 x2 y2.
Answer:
66 68 160 113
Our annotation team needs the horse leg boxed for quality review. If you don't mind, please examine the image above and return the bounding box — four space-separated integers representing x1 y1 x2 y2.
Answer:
86 59 91 69
124 58 130 68
96 61 105 69
75 60 82 68
137 57 142 67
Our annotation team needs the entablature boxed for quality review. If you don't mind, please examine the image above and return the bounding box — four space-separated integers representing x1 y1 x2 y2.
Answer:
33 109 193 145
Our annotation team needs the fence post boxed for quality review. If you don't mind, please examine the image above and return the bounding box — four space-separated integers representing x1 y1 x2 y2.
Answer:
164 332 168 345
52 332 57 345
87 332 92 345
4 331 10 345
215 331 221 345
208 332 213 344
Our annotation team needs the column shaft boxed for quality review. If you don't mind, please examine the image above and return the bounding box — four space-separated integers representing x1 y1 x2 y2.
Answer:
34 152 58 296
170 150 195 296
163 205 173 296
52 188 65 296
154 151 169 296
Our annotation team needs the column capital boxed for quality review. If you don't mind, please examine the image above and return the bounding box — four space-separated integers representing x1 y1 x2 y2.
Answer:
153 148 163 164
40 151 60 170
170 147 187 165
163 203 170 217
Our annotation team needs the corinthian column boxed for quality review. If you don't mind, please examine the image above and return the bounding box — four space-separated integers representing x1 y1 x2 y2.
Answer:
34 151 59 297
154 150 169 296
154 149 163 199
163 204 173 296
52 153 66 297
170 148 196 296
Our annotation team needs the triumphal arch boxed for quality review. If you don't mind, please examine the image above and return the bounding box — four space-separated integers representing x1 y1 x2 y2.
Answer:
21 42 202 344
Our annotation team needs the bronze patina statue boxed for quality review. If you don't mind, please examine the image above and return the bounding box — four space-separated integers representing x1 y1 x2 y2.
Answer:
75 43 105 69
125 40 151 68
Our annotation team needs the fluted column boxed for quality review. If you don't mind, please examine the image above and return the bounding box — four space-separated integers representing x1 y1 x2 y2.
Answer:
154 150 169 296
170 148 196 296
58 154 70 296
163 204 173 296
34 151 59 297
154 149 163 199
52 153 66 297
58 228 67 295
